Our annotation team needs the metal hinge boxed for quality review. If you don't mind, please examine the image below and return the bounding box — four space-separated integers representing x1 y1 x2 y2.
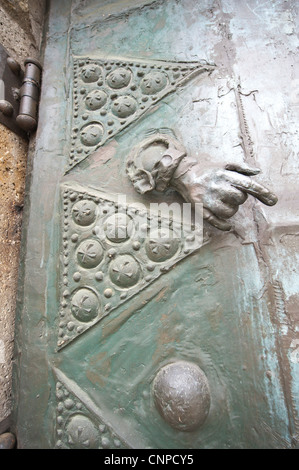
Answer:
0 43 42 139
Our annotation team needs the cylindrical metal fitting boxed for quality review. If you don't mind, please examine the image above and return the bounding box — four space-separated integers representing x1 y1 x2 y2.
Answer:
0 100 14 117
16 58 42 133
6 57 21 76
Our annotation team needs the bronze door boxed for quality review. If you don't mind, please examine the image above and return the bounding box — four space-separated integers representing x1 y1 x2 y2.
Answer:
12 0 298 449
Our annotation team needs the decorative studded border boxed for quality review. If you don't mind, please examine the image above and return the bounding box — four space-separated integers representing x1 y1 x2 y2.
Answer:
58 183 203 349
54 368 128 449
68 56 215 170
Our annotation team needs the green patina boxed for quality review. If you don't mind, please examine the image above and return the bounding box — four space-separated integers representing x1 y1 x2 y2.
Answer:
11 0 297 449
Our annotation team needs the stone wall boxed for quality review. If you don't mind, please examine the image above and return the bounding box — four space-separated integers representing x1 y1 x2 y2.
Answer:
0 0 46 430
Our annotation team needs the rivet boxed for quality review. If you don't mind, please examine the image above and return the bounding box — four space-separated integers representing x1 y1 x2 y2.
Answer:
71 233 79 243
67 322 75 331
107 248 117 258
146 264 155 272
73 272 81 282
132 241 141 251
104 288 113 298
95 271 104 281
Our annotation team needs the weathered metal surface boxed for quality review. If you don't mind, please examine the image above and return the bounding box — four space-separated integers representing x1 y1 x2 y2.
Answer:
12 0 299 449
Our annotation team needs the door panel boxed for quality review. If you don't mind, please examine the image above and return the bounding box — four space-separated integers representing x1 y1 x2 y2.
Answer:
12 0 298 449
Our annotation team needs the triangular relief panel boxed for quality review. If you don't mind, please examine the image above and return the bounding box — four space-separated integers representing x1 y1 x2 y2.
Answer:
58 183 203 348
53 368 129 449
69 56 215 170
